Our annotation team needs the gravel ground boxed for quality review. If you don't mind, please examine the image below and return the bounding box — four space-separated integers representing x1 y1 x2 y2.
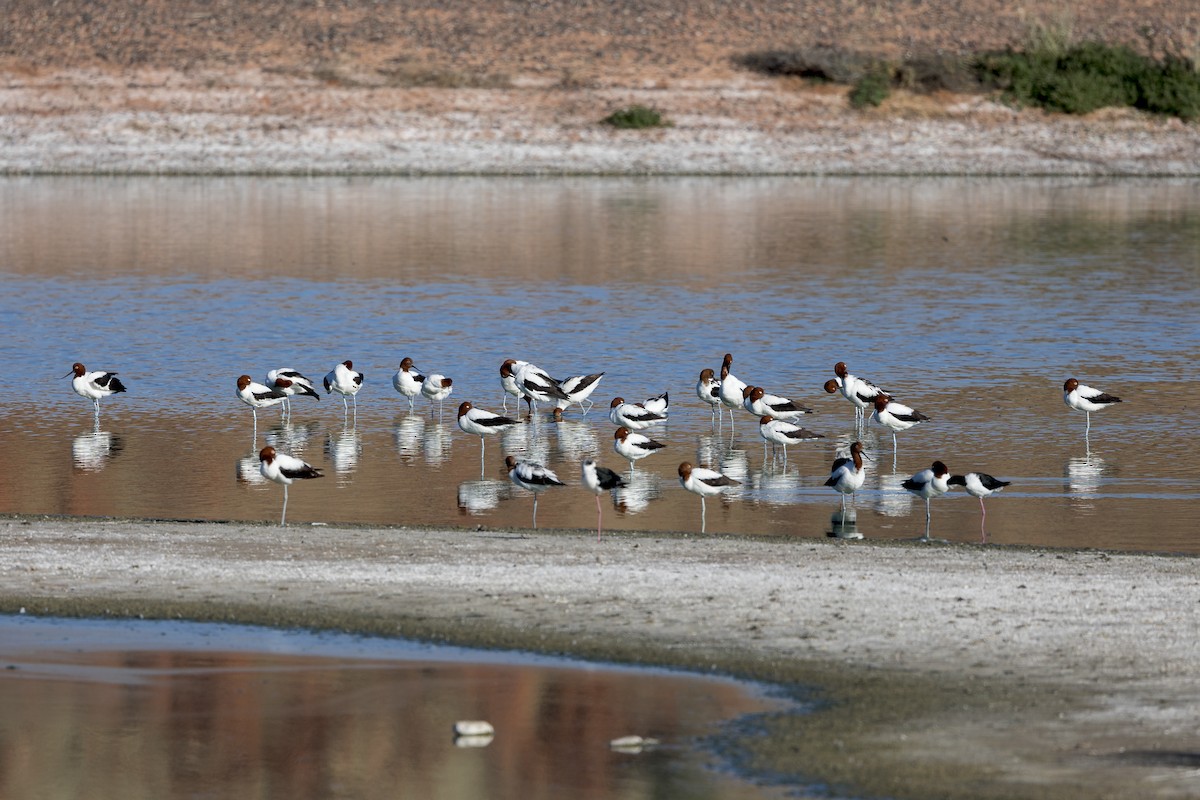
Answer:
3 517 1200 799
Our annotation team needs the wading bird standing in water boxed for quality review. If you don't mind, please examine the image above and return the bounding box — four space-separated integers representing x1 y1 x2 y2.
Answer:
258 445 324 526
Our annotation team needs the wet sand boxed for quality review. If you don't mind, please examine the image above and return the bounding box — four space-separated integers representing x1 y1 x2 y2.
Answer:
2 517 1198 798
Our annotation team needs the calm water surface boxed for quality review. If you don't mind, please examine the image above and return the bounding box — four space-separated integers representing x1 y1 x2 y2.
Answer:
0 616 793 800
0 176 1198 551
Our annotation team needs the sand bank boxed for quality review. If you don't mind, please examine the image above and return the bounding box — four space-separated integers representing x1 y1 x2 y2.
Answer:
1 517 1198 798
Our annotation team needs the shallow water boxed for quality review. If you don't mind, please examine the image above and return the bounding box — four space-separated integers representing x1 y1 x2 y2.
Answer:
0 616 791 800
1 176 1198 551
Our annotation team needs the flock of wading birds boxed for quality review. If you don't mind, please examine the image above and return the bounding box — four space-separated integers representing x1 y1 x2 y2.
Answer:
64 356 1124 536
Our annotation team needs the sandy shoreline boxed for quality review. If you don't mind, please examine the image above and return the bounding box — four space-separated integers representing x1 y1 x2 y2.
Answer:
2 516 1199 798
3 70 1200 176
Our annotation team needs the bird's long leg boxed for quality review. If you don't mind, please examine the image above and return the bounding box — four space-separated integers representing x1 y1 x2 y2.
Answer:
980 496 987 544
922 497 931 541
700 496 707 533
596 494 603 542
479 436 486 480
532 493 539 530
281 484 289 527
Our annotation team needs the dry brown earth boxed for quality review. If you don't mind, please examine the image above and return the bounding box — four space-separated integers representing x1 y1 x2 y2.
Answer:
2 1 1198 174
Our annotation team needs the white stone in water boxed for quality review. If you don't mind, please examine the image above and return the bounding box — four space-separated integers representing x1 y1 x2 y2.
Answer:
453 720 495 737
609 735 660 752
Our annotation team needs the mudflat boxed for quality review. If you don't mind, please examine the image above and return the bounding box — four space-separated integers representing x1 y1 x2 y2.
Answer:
2 517 1199 799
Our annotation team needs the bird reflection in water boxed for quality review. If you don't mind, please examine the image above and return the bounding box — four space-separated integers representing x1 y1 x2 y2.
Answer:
72 425 123 472
874 471 914 518
393 415 426 461
613 469 662 514
236 451 268 485
325 423 362 481
264 420 320 456
457 479 512 515
422 423 452 466
828 509 863 539
550 408 599 462
499 418 550 468
1066 454 1105 499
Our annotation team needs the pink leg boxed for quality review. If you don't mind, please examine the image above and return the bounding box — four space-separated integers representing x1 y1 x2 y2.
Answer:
979 496 987 544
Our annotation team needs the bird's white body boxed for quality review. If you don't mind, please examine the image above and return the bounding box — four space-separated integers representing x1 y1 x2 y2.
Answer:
506 455 565 529
457 402 520 438
458 401 519 475
66 363 127 416
237 375 285 411
744 387 811 421
958 472 1008 499
609 399 666 430
904 466 951 500
555 372 605 413
259 449 317 486
266 368 316 395
641 392 669 417
718 368 748 412
613 427 666 467
513 361 566 409
499 359 528 411
837 369 884 412
581 458 627 540
324 360 364 414
678 463 739 499
392 358 425 409
870 397 926 433
422 373 453 403
826 445 867 496
758 417 822 451
258 446 324 526
696 369 722 422
1064 378 1122 415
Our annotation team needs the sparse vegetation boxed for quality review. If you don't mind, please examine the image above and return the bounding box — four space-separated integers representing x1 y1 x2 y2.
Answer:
848 67 892 109
602 105 671 129
739 32 1200 120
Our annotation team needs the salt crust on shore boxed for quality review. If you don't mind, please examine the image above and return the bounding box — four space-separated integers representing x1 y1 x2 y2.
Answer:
2 518 1200 797
2 71 1199 175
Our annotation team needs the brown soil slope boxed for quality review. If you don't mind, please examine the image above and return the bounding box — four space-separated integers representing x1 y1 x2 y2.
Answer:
4 0 1198 84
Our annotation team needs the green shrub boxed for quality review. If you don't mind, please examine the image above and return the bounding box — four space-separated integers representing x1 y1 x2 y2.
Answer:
849 69 892 108
602 105 670 129
974 42 1200 119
